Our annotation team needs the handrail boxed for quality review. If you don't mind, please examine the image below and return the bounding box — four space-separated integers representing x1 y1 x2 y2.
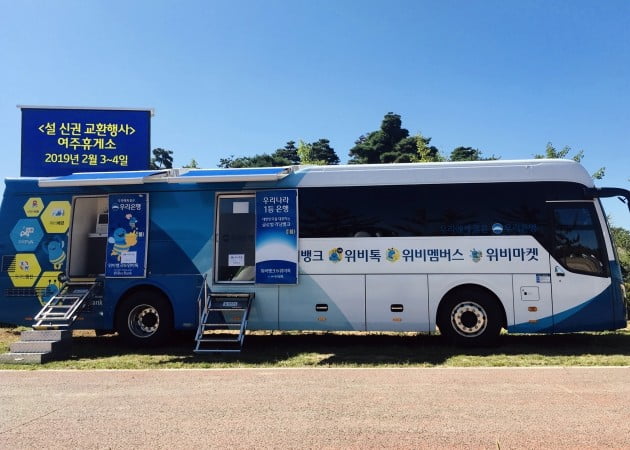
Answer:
195 274 209 340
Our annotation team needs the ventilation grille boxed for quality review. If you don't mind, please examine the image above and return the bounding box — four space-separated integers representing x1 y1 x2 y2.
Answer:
2 255 16 272
5 287 37 297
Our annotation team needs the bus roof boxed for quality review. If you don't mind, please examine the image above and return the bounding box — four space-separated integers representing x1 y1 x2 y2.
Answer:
289 159 594 187
5 159 594 190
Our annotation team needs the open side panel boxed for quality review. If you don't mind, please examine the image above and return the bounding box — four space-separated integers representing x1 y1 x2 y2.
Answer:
68 196 108 278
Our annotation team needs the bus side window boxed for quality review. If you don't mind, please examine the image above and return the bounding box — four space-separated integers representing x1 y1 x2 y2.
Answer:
552 206 606 276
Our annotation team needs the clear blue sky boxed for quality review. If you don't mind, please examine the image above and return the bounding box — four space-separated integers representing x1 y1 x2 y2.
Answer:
1 0 628 227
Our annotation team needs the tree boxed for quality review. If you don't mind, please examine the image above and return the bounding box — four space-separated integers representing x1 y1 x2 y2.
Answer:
348 113 447 164
218 153 292 168
219 138 340 168
296 140 314 164
449 146 497 161
217 155 236 168
534 142 605 179
381 136 417 163
611 226 630 297
534 142 573 160
183 158 200 168
416 134 444 162
150 148 173 169
348 113 410 164
297 140 337 165
309 139 340 165
273 141 300 165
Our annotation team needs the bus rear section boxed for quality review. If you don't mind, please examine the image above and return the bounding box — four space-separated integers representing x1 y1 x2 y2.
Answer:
290 177 628 344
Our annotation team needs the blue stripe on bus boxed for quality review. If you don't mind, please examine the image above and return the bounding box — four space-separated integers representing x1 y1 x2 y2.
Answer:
509 284 618 334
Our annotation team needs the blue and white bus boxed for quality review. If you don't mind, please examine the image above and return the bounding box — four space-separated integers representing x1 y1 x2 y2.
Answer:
0 159 627 347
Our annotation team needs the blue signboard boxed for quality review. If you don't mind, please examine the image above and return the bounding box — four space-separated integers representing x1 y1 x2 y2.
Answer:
105 193 148 278
20 107 151 177
255 190 298 284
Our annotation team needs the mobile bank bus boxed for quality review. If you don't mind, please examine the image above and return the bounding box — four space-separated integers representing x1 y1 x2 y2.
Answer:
0 159 627 350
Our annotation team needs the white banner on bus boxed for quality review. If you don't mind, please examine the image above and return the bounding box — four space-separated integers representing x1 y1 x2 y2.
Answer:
298 236 549 275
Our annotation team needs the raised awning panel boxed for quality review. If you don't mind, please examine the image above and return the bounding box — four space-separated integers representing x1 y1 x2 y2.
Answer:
38 170 169 187
168 167 292 183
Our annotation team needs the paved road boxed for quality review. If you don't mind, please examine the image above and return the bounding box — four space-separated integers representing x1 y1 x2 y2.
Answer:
1 367 629 449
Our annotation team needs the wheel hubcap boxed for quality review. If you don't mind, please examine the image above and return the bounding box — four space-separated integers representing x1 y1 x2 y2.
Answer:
128 304 160 338
450 301 488 337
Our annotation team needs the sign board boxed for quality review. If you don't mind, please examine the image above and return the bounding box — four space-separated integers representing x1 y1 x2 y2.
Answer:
105 193 148 278
20 107 151 177
255 190 298 284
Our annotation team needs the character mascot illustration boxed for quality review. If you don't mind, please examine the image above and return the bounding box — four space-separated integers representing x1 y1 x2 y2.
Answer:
109 227 138 261
125 214 138 229
38 281 60 306
42 237 67 270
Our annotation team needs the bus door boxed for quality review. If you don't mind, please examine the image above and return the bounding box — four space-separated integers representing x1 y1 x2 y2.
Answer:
215 195 256 283
548 202 611 331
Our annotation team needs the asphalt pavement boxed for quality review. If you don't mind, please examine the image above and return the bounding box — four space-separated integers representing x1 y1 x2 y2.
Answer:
1 367 629 449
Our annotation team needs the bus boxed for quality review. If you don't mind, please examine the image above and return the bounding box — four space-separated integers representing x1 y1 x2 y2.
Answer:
0 159 627 348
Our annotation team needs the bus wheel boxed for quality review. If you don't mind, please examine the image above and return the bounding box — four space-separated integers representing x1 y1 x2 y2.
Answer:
116 291 173 347
437 288 502 346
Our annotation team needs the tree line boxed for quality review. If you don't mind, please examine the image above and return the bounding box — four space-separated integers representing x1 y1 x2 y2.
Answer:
150 112 603 174
144 114 473 169
214 113 500 168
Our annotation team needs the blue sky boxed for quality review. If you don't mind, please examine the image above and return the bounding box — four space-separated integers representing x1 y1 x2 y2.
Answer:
1 0 628 227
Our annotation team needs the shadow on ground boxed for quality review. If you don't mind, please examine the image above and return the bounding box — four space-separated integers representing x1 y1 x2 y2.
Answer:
61 327 630 367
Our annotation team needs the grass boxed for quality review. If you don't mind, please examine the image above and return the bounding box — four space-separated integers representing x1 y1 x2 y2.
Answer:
1 323 630 369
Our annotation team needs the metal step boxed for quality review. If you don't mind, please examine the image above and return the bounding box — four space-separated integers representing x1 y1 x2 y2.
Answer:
207 308 247 312
0 329 73 365
33 281 101 329
20 330 71 342
0 352 55 364
193 282 253 354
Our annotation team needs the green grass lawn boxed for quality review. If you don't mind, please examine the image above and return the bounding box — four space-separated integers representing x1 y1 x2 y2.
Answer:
1 323 629 369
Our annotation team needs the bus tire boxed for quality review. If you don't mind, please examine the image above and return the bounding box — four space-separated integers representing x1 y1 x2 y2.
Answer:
116 290 173 347
437 287 502 347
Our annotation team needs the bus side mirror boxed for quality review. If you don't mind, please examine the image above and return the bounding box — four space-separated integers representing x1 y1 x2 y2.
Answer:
587 187 630 212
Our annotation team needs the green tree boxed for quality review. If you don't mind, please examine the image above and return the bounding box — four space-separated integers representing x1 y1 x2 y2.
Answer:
217 153 292 168
309 139 340 165
273 141 300 165
297 140 323 165
220 138 339 168
217 155 236 168
611 226 630 251
534 142 582 160
294 139 340 165
349 113 446 164
611 226 630 298
416 134 443 162
348 113 410 164
381 136 417 163
449 146 497 161
534 142 605 179
150 148 173 169
183 158 200 168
